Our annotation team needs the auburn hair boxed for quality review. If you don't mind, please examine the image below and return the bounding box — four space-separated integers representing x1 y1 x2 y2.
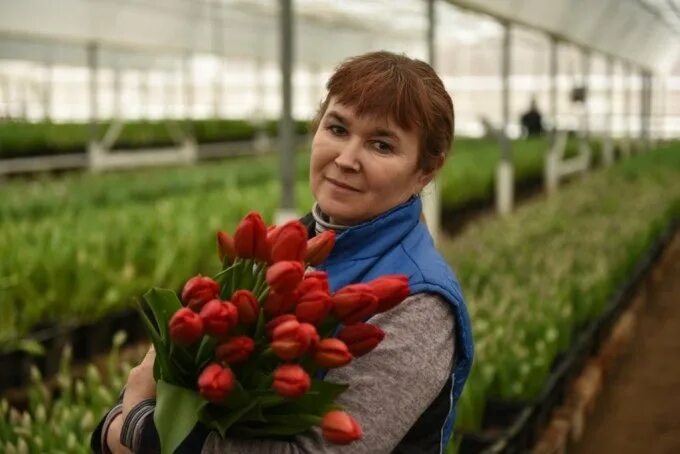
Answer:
311 51 454 173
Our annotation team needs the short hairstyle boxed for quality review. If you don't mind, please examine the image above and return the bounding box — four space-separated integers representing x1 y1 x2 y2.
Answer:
311 51 454 173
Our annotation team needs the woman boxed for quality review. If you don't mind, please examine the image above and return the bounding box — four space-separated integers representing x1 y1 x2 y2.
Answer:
92 51 474 454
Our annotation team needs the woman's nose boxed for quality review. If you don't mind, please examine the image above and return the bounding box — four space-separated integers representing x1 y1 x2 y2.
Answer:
333 138 362 172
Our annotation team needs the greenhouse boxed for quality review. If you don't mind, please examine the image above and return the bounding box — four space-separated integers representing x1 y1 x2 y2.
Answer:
0 0 679 453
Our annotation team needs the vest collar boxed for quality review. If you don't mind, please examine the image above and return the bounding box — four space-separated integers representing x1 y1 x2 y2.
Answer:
322 196 422 264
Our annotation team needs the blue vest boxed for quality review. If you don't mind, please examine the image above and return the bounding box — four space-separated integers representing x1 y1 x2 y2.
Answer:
313 196 474 451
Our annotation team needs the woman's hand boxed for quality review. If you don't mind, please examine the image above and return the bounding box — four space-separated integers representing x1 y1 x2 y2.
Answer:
106 346 157 453
122 345 157 417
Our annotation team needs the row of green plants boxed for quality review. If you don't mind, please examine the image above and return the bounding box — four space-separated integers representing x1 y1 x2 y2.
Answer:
0 119 309 159
0 143 675 453
0 332 143 453
0 138 547 223
444 143 680 439
0 139 554 346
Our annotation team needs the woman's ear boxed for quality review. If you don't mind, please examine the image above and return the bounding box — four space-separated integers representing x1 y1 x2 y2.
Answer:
415 155 445 193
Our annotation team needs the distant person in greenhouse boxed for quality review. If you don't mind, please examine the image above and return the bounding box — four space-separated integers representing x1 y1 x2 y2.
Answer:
92 51 474 454
520 98 545 137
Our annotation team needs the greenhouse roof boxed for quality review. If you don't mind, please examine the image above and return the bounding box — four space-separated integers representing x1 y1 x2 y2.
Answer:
0 0 678 73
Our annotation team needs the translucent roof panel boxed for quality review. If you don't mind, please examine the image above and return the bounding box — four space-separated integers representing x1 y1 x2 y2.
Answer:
448 0 680 73
1 0 677 73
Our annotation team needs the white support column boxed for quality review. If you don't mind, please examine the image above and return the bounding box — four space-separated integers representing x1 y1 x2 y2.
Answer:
42 62 53 122
181 52 197 162
578 48 591 170
87 42 104 171
622 63 632 157
602 56 615 166
253 58 270 153
640 70 651 152
549 35 558 134
113 63 122 120
496 21 513 216
212 0 224 119
423 0 441 244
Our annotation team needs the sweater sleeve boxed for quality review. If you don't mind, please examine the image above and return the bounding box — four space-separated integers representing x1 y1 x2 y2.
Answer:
201 292 455 454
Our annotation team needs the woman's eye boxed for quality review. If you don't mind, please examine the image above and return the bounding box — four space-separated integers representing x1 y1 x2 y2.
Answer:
327 125 347 136
372 141 393 153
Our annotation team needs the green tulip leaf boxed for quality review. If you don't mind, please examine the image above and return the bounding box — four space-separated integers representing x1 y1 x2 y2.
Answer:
143 288 183 342
202 399 259 438
155 380 207 454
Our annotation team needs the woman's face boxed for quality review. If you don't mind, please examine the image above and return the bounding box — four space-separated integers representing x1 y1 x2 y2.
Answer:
310 98 433 225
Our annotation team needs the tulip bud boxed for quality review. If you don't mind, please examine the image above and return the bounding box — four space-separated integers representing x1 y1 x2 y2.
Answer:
298 271 330 294
272 364 311 398
197 363 235 402
268 220 308 263
263 291 297 318
321 411 362 444
297 323 320 352
271 320 319 360
234 212 269 262
199 300 238 337
305 230 336 265
216 336 255 364
337 323 385 357
271 319 301 360
231 290 259 325
169 308 204 345
295 289 331 325
368 275 410 313
181 275 220 311
331 284 379 325
216 230 236 264
265 314 297 339
266 261 304 294
314 338 352 368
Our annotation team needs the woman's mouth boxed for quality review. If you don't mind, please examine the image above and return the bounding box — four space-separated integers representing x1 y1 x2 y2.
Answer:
325 177 361 192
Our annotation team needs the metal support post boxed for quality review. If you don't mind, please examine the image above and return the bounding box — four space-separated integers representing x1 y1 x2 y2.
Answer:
276 0 297 224
602 57 615 166
87 42 102 171
496 21 513 216
423 0 441 244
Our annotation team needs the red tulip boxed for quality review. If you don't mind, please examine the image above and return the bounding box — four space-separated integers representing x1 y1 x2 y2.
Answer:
268 220 308 263
297 271 330 294
314 338 352 368
266 261 304 294
295 289 331 325
263 291 297 318
169 308 204 345
216 230 236 263
198 363 235 402
234 212 269 262
199 300 238 337
216 336 255 364
272 364 311 398
321 411 362 444
305 230 336 265
297 323 320 352
271 319 319 360
265 314 297 339
337 323 385 357
231 289 259 325
368 275 410 313
331 284 379 325
181 275 220 311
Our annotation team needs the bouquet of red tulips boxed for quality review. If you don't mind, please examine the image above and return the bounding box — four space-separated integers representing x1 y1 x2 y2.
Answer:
138 212 410 454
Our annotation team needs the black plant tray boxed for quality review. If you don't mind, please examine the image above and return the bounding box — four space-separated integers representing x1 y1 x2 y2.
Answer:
458 217 678 454
0 307 147 393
